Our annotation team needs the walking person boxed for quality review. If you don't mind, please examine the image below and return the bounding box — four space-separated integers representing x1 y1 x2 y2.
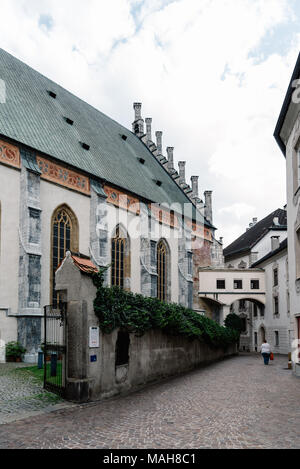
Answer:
261 340 272 365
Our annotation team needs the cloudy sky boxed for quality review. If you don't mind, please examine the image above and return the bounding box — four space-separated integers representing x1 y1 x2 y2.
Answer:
0 0 299 245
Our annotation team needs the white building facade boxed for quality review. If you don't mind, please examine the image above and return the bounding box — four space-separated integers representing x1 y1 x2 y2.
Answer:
252 240 291 355
198 268 266 334
223 210 289 353
274 53 300 372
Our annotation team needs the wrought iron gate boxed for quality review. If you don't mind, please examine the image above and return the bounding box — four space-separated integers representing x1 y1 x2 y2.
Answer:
44 303 67 397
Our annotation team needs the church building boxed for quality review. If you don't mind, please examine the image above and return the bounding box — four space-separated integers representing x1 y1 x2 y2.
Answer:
0 49 223 362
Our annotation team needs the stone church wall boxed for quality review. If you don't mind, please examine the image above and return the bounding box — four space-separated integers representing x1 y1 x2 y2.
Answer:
0 135 216 361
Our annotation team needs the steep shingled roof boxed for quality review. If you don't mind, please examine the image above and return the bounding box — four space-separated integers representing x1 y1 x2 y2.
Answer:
224 208 287 260
56 252 98 276
0 48 212 227
71 255 98 275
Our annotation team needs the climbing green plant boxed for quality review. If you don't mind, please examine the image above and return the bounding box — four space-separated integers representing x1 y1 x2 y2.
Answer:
92 268 239 349
224 313 244 335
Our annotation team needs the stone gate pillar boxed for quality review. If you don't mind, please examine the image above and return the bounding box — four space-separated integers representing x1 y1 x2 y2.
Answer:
55 252 98 402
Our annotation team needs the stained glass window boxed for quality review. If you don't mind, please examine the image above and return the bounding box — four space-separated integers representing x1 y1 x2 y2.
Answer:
111 227 125 288
51 207 78 307
157 240 168 302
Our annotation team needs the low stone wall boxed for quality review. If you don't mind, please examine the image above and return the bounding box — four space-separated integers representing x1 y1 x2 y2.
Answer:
90 329 237 402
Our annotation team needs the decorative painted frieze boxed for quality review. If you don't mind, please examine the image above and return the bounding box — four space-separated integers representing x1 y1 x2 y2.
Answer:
36 156 90 195
104 185 140 215
149 205 178 229
0 139 20 169
186 220 212 241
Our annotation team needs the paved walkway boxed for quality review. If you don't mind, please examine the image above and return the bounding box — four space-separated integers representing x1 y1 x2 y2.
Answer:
0 363 72 425
0 354 299 449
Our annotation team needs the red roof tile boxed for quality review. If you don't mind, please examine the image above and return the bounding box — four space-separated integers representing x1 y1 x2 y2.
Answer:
72 256 98 275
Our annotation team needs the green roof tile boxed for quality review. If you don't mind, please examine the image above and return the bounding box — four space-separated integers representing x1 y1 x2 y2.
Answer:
0 49 213 227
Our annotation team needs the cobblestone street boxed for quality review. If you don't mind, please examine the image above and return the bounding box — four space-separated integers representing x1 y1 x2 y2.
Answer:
0 363 73 425
0 354 299 449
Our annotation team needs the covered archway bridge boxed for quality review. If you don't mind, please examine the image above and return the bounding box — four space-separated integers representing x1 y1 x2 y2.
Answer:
198 268 265 324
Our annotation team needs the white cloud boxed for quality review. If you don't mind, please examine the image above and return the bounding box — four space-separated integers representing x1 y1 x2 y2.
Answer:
0 0 297 245
219 203 256 220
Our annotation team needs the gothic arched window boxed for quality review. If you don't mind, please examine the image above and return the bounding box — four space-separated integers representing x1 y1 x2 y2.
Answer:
111 226 131 289
157 240 169 302
51 205 79 306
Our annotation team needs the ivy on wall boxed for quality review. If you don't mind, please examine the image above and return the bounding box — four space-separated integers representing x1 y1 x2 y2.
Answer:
93 268 239 350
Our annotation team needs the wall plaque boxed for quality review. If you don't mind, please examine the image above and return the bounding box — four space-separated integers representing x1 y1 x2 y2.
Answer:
89 327 100 349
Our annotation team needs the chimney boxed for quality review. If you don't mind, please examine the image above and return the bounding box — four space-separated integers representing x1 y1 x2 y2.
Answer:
204 191 213 225
145 118 152 142
249 223 254 228
219 237 223 245
132 103 144 136
253 218 258 225
191 176 199 198
178 162 186 184
156 131 163 155
271 236 280 251
251 252 259 264
134 102 142 120
167 147 174 171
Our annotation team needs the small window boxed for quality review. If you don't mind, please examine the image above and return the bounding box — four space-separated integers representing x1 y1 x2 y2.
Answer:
188 282 193 310
254 332 258 346
187 252 193 276
239 300 246 310
28 255 41 307
273 268 278 287
298 150 300 188
297 227 300 280
80 142 90 151
150 241 157 267
115 330 130 367
274 296 279 315
217 280 226 289
64 117 74 126
251 280 260 290
241 318 247 333
170 210 175 226
29 208 41 244
253 304 258 317
275 331 279 347
234 280 243 290
151 275 157 298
